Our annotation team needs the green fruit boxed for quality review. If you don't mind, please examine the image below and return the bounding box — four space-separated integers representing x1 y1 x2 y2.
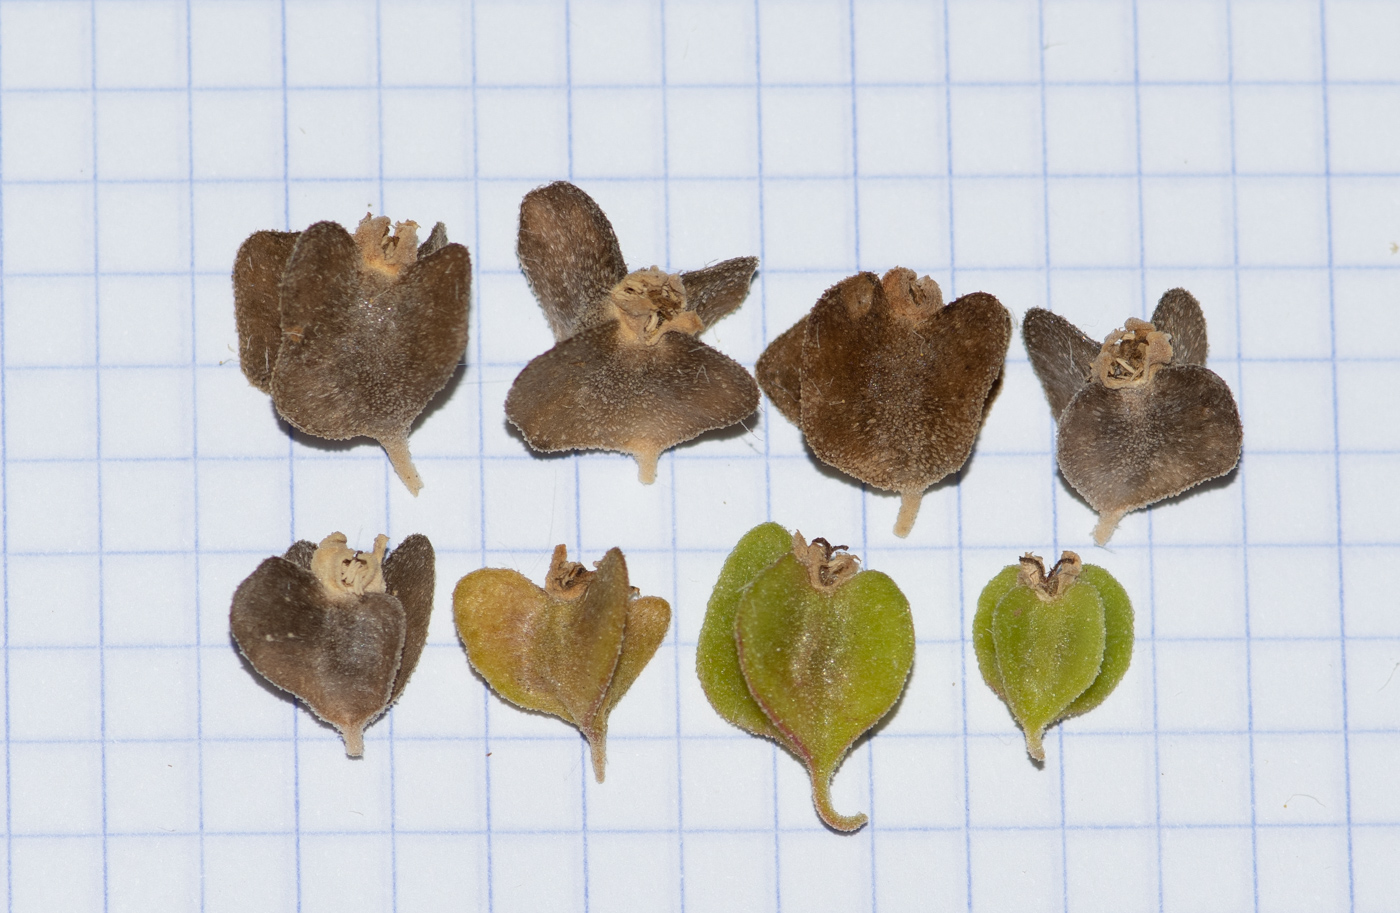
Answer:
973 552 1134 762
697 523 915 832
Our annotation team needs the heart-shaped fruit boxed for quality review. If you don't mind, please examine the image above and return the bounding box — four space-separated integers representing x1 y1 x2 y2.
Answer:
697 523 914 831
230 532 435 757
233 215 471 494
1023 288 1242 544
453 545 670 782
973 552 1133 762
756 269 1010 537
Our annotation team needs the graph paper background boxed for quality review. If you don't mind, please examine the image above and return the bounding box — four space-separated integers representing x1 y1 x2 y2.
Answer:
2 0 1398 910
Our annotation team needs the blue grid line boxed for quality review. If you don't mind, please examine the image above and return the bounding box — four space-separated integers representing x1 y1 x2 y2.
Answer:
10 723 1399 745
10 262 1400 281
88 3 111 909
14 445 1400 464
1033 6 1072 910
560 5 596 910
657 1 691 909
844 0 882 898
13 355 1400 372
1319 2 1358 908
5 76 1393 93
12 169 1399 185
274 1 304 909
369 3 401 910
9 541 1400 562
4 819 1377 839
182 1 208 910
15 720 1399 742
1224 3 1263 908
1127 6 1167 912
940 2 977 909
10 263 1400 285
749 2 783 909
1 7 11 907
467 4 496 909
6 628 1391 653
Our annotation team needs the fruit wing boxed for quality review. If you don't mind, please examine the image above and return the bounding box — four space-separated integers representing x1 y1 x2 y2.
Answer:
1022 307 1099 419
452 568 572 720
517 181 628 341
232 229 299 393
973 564 1021 700
695 522 794 744
680 257 759 329
1064 565 1134 717
602 596 672 721
383 534 436 705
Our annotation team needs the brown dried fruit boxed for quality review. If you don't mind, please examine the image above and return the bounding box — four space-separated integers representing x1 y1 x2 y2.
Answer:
233 215 471 495
1024 288 1243 545
453 545 670 781
230 532 435 757
505 181 760 483
756 268 1011 537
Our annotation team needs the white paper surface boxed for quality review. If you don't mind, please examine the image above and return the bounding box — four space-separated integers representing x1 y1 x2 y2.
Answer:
2 0 1399 910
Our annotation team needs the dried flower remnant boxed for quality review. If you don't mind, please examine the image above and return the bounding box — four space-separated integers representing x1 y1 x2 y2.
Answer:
230 532 435 757
973 552 1133 762
696 522 914 832
453 545 670 782
233 214 471 495
756 269 1011 537
505 181 760 483
1023 289 1242 545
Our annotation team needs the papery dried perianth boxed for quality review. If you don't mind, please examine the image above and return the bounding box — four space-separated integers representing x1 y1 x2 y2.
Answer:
230 532 436 757
506 181 760 483
756 268 1011 537
453 544 671 781
1023 289 1242 545
233 214 471 494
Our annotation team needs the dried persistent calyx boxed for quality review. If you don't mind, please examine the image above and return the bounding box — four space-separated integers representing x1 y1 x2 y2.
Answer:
230 532 436 757
506 181 760 484
233 214 472 495
453 545 670 782
696 522 914 831
756 269 1011 537
974 552 1133 762
1023 289 1243 545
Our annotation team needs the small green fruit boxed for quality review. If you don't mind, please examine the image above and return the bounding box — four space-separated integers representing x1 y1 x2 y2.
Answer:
973 552 1133 762
697 522 915 832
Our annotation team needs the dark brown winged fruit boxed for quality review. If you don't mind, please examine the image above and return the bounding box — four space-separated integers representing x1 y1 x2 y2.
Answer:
230 532 435 757
233 215 471 495
1023 288 1243 545
756 268 1011 537
505 181 760 483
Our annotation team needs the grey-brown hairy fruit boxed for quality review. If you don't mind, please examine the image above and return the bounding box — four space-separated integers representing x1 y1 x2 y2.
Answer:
230 532 435 757
1024 288 1243 545
233 215 471 495
756 268 1012 537
506 181 760 483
